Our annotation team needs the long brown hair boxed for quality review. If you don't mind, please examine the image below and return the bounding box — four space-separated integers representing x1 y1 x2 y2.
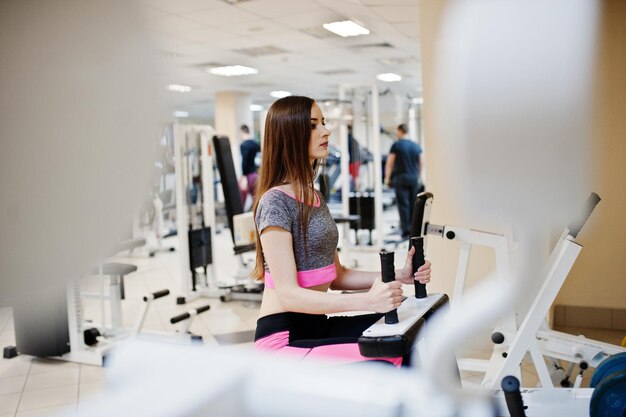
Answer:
251 96 322 281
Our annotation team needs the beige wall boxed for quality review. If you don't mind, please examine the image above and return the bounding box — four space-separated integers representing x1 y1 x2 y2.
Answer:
417 0 453 298
418 0 497 300
556 0 626 309
419 0 626 311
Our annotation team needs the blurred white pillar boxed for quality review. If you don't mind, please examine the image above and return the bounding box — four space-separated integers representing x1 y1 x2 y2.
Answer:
259 109 268 146
408 106 419 144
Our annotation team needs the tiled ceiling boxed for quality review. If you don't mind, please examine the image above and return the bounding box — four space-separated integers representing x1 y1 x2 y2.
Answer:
136 0 423 120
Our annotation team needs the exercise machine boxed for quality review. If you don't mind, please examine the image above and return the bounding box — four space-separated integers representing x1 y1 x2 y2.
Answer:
358 241 450 367
212 135 263 302
173 124 228 303
66 226 520 417
357 188 453 366
66 251 211 366
485 192 625 417
9 252 210 366
66 207 528 416
411 192 518 377
173 124 262 304
415 191 626 416
126 127 178 257
319 86 402 268
173 123 220 302
64 277 209 366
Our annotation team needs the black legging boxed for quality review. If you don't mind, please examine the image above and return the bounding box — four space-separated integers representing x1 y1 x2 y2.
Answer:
255 311 383 348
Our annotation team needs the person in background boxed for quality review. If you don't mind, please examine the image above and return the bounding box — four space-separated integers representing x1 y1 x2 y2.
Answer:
347 125 361 191
384 123 423 239
252 96 432 366
239 124 261 210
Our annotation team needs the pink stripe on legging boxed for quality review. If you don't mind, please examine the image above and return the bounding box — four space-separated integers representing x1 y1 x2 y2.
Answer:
255 331 402 367
255 331 290 350
255 331 311 360
305 344 402 367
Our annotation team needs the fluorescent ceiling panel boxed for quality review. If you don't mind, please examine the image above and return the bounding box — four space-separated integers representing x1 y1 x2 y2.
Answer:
208 65 259 76
322 20 370 37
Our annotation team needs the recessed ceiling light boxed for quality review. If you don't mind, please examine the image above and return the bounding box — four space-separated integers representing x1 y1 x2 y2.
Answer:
322 20 370 37
208 65 258 77
270 90 291 98
167 84 191 93
376 73 402 82
173 111 189 118
249 104 264 111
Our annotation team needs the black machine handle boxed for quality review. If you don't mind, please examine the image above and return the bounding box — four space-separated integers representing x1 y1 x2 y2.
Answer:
380 250 399 324
170 312 190 325
410 237 427 299
410 192 434 237
568 192 601 239
501 375 527 417
170 304 211 324
143 289 170 302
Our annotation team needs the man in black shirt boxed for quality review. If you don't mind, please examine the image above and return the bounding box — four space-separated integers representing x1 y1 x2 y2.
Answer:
384 124 423 239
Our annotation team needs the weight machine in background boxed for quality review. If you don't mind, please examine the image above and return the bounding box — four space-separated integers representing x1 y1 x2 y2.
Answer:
173 124 221 302
173 124 262 304
132 125 178 257
319 84 423 260
212 135 263 302
317 84 389 267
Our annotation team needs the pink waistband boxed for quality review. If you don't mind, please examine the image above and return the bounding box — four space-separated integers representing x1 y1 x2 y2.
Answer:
264 263 336 289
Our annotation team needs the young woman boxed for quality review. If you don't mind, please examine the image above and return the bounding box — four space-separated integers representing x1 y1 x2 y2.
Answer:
252 96 432 366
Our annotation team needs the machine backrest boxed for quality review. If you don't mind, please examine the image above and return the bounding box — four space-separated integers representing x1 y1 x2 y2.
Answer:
212 135 244 244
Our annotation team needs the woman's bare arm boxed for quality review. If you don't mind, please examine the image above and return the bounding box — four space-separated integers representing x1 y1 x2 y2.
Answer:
261 227 402 314
331 248 432 291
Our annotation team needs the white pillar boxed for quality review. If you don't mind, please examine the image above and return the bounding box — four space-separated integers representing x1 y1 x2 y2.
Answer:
394 93 405 126
370 83 382 246
214 91 253 178
259 109 268 147
408 106 419 145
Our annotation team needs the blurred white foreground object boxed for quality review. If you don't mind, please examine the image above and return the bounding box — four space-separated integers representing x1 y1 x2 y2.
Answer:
0 0 159 357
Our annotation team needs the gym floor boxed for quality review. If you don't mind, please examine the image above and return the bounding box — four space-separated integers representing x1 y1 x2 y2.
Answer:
0 214 623 417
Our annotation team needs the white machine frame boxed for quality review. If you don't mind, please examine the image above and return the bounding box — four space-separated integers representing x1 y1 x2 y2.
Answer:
337 83 383 249
173 124 224 301
422 199 625 416
131 192 176 257
61 272 203 366
62 276 116 366
424 223 518 377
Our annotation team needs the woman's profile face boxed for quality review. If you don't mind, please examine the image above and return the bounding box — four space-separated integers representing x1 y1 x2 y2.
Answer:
308 102 330 162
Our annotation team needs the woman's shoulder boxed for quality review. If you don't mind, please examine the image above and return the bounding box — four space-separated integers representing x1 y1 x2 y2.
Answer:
258 187 294 206
256 188 297 228
259 185 322 207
